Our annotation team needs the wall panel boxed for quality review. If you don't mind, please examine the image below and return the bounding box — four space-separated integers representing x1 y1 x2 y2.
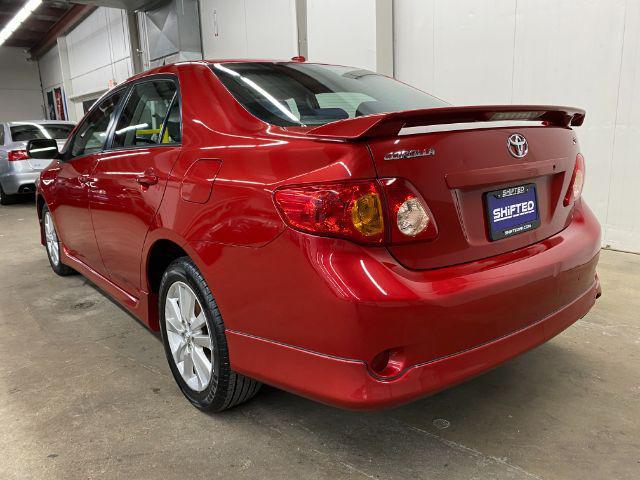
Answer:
307 0 377 70
66 8 133 99
0 47 44 122
394 0 640 252
201 0 297 60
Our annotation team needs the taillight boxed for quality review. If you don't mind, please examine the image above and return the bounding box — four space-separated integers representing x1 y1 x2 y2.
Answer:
379 178 438 244
8 150 29 161
564 153 585 206
274 178 437 245
274 181 385 244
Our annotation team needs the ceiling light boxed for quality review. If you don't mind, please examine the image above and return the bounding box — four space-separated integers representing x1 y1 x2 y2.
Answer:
0 0 42 46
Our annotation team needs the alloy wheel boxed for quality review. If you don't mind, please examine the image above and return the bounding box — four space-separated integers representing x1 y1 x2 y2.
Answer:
164 281 214 392
44 212 60 266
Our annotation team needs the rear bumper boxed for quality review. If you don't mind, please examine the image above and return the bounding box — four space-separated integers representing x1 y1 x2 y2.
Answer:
228 277 599 410
0 171 39 195
214 201 601 409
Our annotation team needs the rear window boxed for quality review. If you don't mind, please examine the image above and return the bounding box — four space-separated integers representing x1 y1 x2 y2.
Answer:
10 123 74 142
211 62 448 127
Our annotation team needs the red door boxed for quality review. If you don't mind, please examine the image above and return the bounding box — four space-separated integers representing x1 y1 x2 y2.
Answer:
89 79 181 297
90 146 180 296
50 88 126 276
50 155 105 272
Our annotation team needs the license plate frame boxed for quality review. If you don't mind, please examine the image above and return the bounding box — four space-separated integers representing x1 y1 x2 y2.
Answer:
485 183 540 241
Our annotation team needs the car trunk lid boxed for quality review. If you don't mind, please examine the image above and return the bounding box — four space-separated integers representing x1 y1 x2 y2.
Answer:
305 105 584 270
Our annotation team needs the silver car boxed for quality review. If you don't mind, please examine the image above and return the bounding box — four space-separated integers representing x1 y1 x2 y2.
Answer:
0 120 75 205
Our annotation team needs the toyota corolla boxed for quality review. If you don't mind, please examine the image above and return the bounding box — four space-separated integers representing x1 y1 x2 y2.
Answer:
32 60 601 411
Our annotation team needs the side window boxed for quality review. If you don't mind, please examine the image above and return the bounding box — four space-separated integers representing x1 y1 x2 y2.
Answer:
112 80 177 148
0 125 4 145
69 91 124 159
163 96 181 144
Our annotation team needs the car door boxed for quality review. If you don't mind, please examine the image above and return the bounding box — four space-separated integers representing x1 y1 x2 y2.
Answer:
90 78 182 297
51 89 126 274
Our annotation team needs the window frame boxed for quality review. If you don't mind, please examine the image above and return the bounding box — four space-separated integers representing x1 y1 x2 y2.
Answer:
104 74 182 153
61 85 130 162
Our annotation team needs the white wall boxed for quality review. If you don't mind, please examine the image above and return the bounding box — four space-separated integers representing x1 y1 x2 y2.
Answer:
65 7 134 118
307 0 392 74
394 0 640 253
201 0 298 60
307 0 376 69
0 47 44 122
39 45 63 93
604 1 640 252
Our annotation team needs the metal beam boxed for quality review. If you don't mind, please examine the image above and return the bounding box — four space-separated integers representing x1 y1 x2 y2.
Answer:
4 38 33 47
71 0 169 12
16 18 57 32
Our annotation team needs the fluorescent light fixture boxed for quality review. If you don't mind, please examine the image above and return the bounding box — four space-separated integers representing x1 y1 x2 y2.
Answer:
0 0 43 46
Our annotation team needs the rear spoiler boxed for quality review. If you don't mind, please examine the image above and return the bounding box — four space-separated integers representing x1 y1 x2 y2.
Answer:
305 105 586 140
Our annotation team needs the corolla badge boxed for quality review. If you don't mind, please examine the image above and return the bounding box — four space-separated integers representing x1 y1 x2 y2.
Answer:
383 147 436 161
507 133 528 158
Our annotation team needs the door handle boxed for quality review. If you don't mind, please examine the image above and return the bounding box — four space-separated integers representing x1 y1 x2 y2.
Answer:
136 173 159 187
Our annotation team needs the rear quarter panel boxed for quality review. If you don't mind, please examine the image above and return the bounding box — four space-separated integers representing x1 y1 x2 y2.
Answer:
142 64 378 333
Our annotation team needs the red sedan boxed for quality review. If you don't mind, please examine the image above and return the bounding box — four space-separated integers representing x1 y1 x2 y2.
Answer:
31 60 601 411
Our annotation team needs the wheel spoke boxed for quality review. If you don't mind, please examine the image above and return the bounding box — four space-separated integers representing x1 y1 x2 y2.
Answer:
165 298 184 333
192 333 211 348
192 347 211 387
190 312 206 331
178 284 195 322
176 340 188 361
166 330 183 356
181 350 194 378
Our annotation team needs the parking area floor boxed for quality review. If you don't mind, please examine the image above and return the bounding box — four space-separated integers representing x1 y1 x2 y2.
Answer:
0 200 638 480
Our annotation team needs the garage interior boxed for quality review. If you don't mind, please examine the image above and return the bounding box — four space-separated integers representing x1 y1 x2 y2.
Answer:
0 1 639 479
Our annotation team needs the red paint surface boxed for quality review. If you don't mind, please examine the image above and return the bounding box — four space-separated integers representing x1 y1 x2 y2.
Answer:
37 62 601 409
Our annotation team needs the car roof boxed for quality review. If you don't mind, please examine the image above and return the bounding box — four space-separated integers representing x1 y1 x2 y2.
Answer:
126 59 319 81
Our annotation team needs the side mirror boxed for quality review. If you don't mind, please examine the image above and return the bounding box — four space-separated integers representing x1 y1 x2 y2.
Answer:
26 138 59 159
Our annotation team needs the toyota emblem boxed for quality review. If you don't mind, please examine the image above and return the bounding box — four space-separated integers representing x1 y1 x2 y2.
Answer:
507 133 528 158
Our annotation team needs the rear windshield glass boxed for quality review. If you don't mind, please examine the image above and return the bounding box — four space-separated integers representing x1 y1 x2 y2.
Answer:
10 123 74 142
211 62 448 127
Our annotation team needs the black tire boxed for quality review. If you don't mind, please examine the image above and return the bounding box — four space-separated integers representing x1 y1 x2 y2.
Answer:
159 256 261 411
0 184 17 205
41 205 75 276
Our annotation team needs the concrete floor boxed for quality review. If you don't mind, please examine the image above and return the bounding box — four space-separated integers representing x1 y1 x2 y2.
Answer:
0 200 638 480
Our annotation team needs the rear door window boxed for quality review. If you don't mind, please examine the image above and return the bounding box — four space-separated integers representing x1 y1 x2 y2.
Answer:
111 80 178 149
